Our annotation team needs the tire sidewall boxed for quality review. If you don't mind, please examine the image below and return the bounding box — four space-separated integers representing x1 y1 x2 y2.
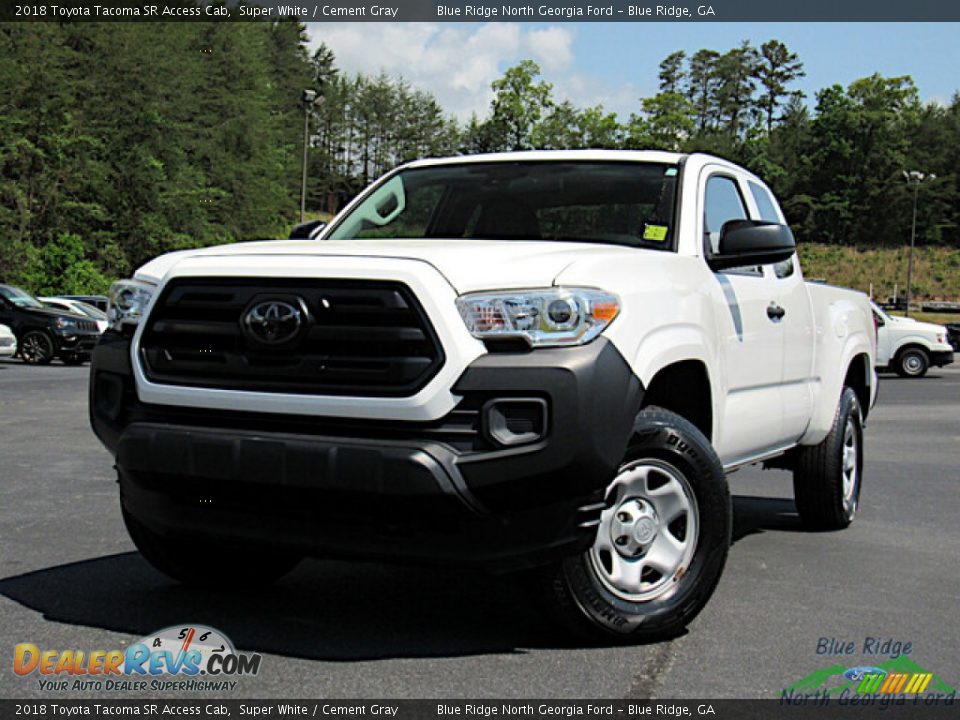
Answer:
561 415 730 637
838 388 864 523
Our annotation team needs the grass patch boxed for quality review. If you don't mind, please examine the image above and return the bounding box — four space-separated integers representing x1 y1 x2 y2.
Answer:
798 244 960 301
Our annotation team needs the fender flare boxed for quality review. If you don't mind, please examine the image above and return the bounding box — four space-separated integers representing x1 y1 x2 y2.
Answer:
630 323 721 445
800 330 873 446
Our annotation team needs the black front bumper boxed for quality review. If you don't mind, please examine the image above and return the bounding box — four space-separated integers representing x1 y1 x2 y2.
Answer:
930 350 954 368
90 334 643 571
55 331 100 357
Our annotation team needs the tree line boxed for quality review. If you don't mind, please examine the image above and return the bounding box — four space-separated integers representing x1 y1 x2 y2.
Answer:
1 22 957 296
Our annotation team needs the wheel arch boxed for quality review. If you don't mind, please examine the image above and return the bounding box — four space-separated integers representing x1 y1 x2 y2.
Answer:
843 352 872 421
640 359 714 444
894 342 931 361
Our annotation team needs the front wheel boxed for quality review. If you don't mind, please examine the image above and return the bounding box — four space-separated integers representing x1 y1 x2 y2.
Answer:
896 348 929 378
122 506 302 588
20 331 55 365
793 386 863 530
544 407 731 643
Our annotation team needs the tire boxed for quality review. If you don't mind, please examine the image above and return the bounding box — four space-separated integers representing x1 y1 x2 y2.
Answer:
20 330 55 365
793 386 863 530
62 354 87 366
895 347 929 378
122 505 301 588
543 407 731 643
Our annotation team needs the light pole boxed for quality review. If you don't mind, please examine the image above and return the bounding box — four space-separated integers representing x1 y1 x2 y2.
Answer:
902 171 935 318
300 89 318 223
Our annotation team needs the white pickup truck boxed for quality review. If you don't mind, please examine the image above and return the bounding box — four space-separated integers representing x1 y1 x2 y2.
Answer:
870 301 954 377
91 151 876 642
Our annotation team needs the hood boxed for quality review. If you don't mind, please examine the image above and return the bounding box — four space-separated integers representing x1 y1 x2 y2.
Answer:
20 305 85 321
134 238 638 294
887 315 947 337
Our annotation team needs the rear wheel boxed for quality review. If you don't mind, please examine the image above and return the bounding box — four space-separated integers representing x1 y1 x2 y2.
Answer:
20 331 55 365
122 505 301 588
543 407 731 642
793 386 863 530
896 348 929 378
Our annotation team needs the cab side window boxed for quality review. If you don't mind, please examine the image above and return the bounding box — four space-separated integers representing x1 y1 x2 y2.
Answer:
749 180 794 279
748 181 781 223
704 176 748 254
704 175 762 276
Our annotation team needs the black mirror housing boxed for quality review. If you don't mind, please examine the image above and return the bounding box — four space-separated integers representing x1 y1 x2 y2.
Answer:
708 219 796 272
289 220 327 240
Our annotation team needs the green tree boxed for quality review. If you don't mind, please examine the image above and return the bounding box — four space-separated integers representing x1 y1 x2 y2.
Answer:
658 50 686 94
489 60 554 151
630 92 696 151
756 40 805 133
686 49 721 132
714 41 759 138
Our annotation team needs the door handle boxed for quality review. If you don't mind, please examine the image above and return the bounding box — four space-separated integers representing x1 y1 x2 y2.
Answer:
767 302 786 321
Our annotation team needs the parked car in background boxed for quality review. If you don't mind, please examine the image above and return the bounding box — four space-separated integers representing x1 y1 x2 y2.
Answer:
40 297 108 333
0 284 101 365
946 323 960 353
59 294 108 312
0 323 16 358
871 301 954 377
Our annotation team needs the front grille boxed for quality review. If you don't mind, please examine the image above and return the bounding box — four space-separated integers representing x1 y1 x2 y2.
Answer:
140 278 445 396
74 319 99 332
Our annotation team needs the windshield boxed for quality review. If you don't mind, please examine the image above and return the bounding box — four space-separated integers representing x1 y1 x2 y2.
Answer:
73 301 107 320
327 161 679 249
870 301 891 322
0 285 44 309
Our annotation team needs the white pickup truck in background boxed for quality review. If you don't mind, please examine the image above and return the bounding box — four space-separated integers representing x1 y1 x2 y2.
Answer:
870 301 954 377
91 151 876 642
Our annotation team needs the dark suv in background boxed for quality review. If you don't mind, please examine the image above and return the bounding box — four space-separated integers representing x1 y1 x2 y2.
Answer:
0 284 101 365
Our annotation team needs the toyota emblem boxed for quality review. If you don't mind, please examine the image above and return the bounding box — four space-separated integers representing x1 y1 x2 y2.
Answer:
242 300 303 344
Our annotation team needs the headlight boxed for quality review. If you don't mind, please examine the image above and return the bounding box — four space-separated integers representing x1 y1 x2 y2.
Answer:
53 316 79 331
456 288 620 348
108 279 156 331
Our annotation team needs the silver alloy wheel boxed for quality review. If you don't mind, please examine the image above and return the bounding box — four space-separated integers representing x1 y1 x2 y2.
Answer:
21 332 52 363
902 352 925 376
841 415 859 515
590 459 699 602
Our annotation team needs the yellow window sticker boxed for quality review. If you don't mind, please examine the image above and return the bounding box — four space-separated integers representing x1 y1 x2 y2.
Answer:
643 224 669 242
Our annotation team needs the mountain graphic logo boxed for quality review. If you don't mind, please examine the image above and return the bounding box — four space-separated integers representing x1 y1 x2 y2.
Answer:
783 656 956 698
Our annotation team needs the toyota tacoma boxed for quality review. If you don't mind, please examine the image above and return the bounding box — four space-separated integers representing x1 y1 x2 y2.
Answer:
90 151 877 641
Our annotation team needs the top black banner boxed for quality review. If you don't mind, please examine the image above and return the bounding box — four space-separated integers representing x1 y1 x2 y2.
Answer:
3 0 960 22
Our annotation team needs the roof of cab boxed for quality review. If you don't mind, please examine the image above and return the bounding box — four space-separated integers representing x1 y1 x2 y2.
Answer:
403 149 689 168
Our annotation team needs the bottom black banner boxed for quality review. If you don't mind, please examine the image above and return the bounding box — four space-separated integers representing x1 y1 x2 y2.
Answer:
2 699 957 719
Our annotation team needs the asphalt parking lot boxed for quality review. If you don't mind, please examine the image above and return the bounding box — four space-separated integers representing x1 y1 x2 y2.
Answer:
1 358 958 699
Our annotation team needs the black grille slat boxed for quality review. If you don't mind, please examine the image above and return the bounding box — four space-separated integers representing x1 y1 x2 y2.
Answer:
306 325 425 343
140 278 444 396
151 319 239 336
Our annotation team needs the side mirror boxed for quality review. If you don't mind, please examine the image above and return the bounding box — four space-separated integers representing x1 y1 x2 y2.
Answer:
708 219 796 272
289 220 327 239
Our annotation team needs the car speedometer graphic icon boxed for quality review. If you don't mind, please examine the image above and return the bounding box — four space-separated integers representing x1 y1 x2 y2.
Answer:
134 625 233 675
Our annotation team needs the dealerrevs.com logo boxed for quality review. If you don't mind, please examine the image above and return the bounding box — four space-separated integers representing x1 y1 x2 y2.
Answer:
14 625 260 693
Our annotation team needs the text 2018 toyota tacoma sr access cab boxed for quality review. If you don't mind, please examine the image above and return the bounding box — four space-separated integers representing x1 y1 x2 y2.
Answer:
91 151 877 641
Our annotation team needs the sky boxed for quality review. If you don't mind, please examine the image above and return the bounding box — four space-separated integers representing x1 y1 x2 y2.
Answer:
304 22 960 122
